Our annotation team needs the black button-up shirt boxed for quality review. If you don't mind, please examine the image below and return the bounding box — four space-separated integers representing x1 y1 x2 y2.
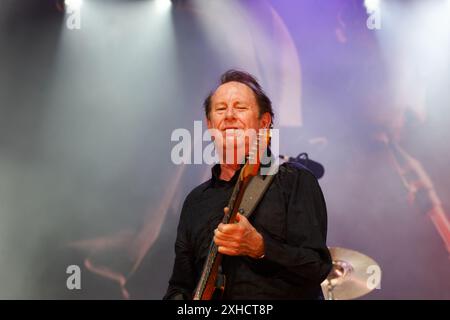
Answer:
164 162 332 300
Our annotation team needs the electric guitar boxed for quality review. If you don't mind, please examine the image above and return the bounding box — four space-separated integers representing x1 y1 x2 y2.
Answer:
193 129 271 300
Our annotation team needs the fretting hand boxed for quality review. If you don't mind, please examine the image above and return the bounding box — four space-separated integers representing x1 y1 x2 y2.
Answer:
214 207 265 259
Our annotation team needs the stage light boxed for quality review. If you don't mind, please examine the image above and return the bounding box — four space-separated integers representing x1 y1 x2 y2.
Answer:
65 0 82 11
364 0 380 13
155 0 171 13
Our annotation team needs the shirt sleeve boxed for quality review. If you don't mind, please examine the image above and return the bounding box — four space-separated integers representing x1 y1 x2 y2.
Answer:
163 197 196 300
255 165 332 287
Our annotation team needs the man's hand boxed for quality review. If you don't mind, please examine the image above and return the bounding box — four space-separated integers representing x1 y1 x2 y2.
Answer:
214 207 265 259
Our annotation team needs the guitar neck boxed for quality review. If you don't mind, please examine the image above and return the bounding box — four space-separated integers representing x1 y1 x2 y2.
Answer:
193 168 252 300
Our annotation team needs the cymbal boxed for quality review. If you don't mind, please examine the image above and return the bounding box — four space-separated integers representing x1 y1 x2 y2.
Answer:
321 247 381 300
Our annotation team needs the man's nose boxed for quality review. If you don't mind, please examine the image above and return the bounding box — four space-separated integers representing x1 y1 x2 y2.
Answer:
225 106 236 119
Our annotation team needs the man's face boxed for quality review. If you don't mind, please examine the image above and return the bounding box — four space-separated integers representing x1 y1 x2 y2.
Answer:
207 81 271 163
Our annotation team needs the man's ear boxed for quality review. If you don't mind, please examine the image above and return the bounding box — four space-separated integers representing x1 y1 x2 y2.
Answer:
259 112 272 129
206 117 212 129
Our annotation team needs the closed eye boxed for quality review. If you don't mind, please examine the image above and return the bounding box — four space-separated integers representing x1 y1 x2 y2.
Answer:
214 104 227 111
235 103 248 110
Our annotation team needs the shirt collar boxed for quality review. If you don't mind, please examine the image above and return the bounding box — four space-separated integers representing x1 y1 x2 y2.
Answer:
208 163 242 188
206 148 275 189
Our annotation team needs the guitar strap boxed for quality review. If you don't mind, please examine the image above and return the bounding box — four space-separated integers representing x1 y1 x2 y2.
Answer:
237 163 278 219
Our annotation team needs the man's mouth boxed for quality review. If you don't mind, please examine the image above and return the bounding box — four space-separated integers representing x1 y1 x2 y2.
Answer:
223 128 245 138
223 127 242 132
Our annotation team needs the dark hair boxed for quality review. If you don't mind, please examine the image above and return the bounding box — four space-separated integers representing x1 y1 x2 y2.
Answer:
203 69 274 127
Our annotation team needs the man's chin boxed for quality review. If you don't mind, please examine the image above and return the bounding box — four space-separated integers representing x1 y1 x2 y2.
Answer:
220 144 249 164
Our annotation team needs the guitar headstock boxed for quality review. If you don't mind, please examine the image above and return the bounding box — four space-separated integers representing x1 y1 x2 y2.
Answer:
242 128 271 179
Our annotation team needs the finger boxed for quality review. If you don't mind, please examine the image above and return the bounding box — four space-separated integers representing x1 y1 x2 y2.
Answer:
215 229 239 241
218 222 236 233
217 223 233 233
217 223 242 234
237 213 253 230
214 237 239 249
236 212 249 224
223 207 229 216
217 246 239 256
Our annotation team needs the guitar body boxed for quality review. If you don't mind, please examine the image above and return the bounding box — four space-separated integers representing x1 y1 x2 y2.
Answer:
195 254 223 300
